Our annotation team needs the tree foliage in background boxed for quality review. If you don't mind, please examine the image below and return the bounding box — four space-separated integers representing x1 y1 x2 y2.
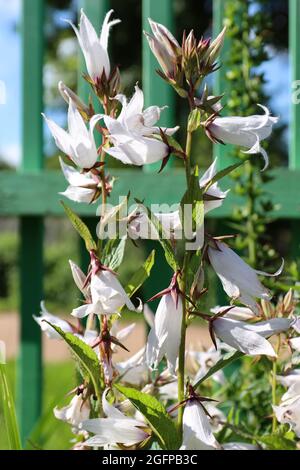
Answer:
220 0 289 273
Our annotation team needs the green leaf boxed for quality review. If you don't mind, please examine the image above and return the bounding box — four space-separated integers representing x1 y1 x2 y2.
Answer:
203 161 244 194
188 109 201 133
61 201 96 251
137 202 178 271
44 322 101 400
194 350 243 388
180 165 204 235
125 249 155 297
258 433 296 450
102 237 126 270
0 364 22 450
156 133 185 155
115 384 180 450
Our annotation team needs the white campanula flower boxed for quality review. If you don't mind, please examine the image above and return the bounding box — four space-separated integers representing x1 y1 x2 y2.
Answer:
58 81 89 116
212 317 292 357
146 293 183 376
208 240 284 313
69 260 89 298
206 105 278 170
59 157 101 204
54 394 90 434
144 19 180 77
290 336 300 352
199 158 229 213
68 9 120 81
277 370 300 388
82 389 149 447
211 305 256 321
190 346 225 385
110 321 136 349
43 98 101 169
128 208 182 241
115 347 148 386
180 400 221 450
103 85 178 166
71 269 136 318
33 302 73 339
273 382 300 437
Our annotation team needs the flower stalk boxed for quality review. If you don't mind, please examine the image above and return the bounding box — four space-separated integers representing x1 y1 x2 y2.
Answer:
177 124 194 435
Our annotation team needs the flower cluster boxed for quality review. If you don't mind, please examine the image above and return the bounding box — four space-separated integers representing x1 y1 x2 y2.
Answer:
34 10 300 451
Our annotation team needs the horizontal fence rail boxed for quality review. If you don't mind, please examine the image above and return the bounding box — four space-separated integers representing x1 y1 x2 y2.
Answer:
1 0 297 442
0 169 299 218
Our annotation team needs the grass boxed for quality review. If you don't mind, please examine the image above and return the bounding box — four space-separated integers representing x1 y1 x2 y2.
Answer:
0 361 77 450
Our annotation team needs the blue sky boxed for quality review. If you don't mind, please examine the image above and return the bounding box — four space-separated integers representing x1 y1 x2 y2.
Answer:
0 0 21 165
0 0 290 167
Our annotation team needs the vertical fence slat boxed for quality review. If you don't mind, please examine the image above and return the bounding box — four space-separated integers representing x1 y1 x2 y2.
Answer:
213 0 236 169
142 0 175 173
18 0 44 443
289 0 300 170
289 0 300 257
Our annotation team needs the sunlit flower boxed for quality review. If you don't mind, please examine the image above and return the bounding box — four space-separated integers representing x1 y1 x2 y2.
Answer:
211 305 256 321
277 370 300 388
146 292 183 375
115 347 148 385
212 317 292 357
43 98 101 169
180 399 221 450
206 105 278 170
208 240 283 313
33 301 73 339
59 157 101 203
72 269 136 318
102 85 177 166
190 346 225 385
54 394 90 434
72 253 136 318
82 389 150 447
144 19 180 77
273 383 300 437
68 9 120 81
199 158 229 213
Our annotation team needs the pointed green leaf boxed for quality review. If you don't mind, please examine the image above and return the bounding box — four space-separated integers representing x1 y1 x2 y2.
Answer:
44 322 101 400
258 433 296 450
102 237 126 270
203 161 244 193
115 384 180 450
125 249 156 297
180 166 204 235
61 201 96 251
194 350 243 388
136 202 178 271
0 364 22 450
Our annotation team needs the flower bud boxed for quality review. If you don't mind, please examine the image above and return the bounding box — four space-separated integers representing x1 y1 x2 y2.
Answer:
58 81 90 117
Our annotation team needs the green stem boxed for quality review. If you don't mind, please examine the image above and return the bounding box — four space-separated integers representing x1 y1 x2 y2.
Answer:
97 147 108 253
246 161 257 265
177 255 188 435
185 130 192 185
177 129 193 436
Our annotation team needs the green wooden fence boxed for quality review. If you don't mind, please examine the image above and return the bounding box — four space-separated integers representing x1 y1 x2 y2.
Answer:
0 0 298 443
